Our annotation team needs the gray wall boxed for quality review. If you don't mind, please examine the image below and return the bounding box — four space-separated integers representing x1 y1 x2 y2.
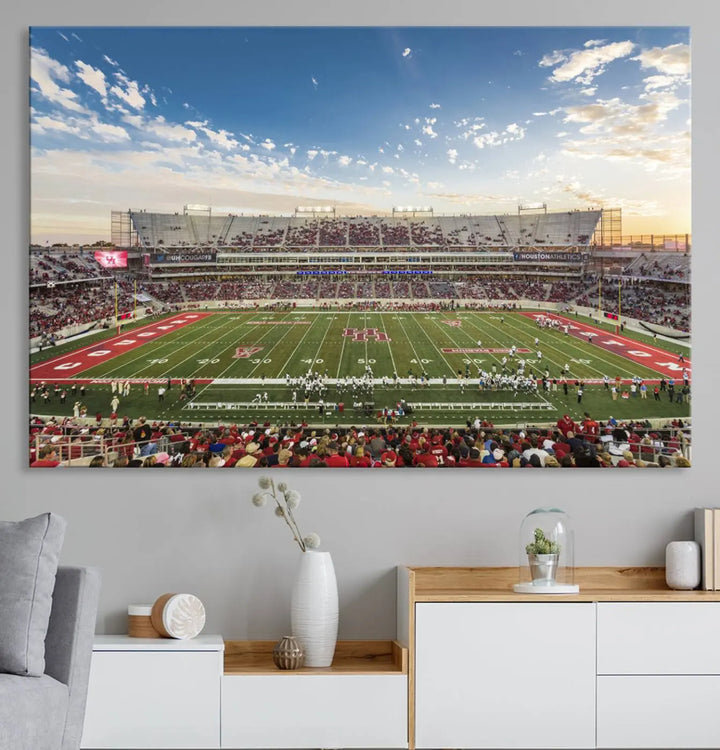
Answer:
4 1 718 639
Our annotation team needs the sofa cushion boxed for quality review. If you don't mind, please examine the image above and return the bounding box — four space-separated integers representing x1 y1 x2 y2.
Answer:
0 513 67 676
0 673 68 750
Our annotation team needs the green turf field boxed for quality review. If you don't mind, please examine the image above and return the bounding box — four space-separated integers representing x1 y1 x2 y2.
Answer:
29 310 691 426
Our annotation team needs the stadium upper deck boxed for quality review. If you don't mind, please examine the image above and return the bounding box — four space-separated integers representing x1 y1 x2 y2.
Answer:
126 208 602 251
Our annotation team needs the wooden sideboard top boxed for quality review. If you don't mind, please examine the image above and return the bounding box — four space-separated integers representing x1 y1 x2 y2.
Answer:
403 566 720 602
224 640 407 675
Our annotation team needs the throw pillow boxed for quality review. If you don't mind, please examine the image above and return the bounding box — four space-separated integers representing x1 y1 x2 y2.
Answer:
0 513 67 675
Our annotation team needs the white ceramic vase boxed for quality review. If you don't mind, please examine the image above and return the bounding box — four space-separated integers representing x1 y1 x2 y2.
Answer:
290 550 338 667
665 540 701 590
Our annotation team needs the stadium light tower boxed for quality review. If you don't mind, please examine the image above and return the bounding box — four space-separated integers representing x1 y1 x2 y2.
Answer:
295 206 336 217
392 206 434 217
518 203 547 216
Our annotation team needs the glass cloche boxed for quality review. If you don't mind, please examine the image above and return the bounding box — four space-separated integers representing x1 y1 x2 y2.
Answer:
514 508 579 593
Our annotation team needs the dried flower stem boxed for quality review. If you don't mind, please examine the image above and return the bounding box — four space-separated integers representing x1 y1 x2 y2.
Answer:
268 478 306 551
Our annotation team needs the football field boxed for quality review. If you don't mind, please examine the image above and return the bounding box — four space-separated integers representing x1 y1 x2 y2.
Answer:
30 310 691 426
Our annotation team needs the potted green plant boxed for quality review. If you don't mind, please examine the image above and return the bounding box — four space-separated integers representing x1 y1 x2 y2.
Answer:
525 528 561 584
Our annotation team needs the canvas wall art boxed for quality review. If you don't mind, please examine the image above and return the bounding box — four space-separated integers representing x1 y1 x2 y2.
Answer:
29 26 691 468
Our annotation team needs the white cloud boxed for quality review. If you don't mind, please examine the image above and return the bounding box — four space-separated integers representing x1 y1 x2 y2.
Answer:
31 115 81 136
150 93 157 106
538 50 567 68
202 126 239 150
311 76 318 90
473 122 525 149
633 43 690 76
402 48 412 58
90 120 130 142
31 47 88 113
103 55 119 67
307 150 318 160
75 60 107 97
260 139 276 151
447 148 458 164
532 108 561 117
57 32 69 42
563 92 683 137
413 139 422 146
584 39 606 48
396 144 404 152
422 124 438 139
541 40 635 85
580 87 597 96
338 155 353 167
145 116 197 143
429 103 441 109
382 166 395 174
513 49 523 56
110 72 146 110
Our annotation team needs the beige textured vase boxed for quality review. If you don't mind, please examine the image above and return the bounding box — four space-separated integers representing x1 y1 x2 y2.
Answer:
273 635 305 670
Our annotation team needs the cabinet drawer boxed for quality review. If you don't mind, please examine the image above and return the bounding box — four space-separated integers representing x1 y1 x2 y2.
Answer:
81 650 222 749
222 674 407 748
597 603 720 674
597 676 720 748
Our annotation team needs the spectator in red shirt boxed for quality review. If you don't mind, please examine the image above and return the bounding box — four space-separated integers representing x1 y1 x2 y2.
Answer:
556 414 576 437
30 444 61 467
324 442 349 467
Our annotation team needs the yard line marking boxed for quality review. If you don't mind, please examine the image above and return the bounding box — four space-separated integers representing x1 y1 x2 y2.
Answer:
403 314 464 376
277 314 329 375
334 312 353 379
29 313 214 381
190 311 297 402
100 313 231 379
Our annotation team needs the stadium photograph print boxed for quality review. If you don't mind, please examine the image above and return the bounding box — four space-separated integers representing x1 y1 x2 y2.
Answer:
29 26 691 469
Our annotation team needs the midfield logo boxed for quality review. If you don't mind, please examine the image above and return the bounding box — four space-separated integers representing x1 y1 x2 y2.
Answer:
442 320 462 327
342 328 392 342
233 346 263 358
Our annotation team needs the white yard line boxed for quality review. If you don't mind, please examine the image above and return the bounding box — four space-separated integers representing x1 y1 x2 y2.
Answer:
278 314 330 374
335 312 353 378
190 312 295 401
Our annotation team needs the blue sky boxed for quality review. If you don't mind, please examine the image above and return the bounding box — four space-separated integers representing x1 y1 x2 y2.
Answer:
30 26 690 243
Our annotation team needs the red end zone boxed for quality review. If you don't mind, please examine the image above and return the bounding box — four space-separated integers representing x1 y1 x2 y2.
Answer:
521 312 691 379
30 313 212 383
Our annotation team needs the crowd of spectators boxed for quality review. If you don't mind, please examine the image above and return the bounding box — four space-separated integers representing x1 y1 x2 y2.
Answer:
29 279 135 338
576 279 690 332
623 253 690 282
30 252 107 285
28 414 691 469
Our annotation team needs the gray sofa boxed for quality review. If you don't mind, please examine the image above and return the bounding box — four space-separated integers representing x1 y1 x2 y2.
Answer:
0 566 101 750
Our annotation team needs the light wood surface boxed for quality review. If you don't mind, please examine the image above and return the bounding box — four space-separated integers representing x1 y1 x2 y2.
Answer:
224 639 407 675
127 614 161 638
405 566 720 601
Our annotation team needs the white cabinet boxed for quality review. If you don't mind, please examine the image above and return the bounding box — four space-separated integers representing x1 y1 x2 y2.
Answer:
597 676 720 748
414 602 596 749
81 635 223 750
596 603 720 749
222 673 407 748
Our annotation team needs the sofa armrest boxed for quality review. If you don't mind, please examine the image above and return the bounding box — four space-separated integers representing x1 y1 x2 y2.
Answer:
45 566 101 750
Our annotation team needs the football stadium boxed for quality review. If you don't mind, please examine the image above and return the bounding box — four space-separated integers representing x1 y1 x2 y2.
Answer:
29 205 692 468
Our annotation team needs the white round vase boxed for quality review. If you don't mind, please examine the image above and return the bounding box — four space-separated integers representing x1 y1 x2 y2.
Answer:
665 541 701 590
291 550 338 667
